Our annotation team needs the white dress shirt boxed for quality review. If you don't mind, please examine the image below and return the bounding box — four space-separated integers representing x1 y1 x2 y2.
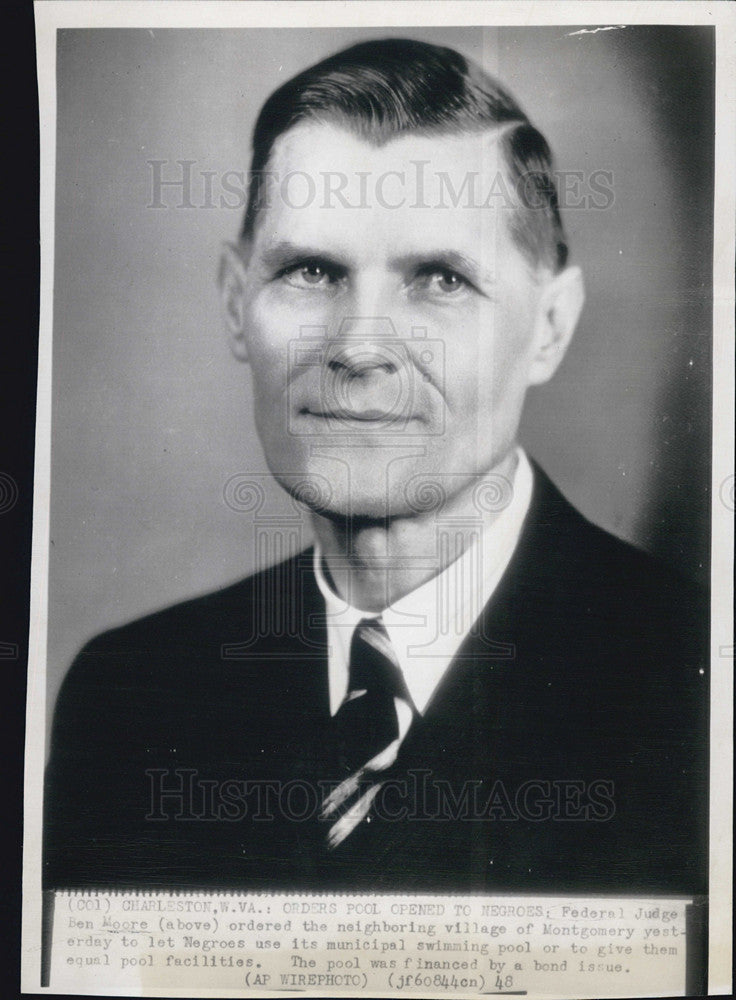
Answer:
314 448 534 720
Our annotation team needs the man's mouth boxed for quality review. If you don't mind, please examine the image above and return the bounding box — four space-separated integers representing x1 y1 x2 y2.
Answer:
303 406 405 423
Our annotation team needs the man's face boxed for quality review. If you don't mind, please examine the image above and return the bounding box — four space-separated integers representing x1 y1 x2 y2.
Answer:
227 123 571 520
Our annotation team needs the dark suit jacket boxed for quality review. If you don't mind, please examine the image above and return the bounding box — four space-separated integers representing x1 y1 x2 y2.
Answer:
44 465 709 895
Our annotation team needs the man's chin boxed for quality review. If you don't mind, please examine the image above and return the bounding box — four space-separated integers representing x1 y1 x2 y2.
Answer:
272 473 416 523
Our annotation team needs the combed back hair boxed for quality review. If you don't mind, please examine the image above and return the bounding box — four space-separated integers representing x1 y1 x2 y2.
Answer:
241 37 568 273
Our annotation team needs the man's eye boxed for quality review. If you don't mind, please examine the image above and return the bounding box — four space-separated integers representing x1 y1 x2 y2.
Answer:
416 268 470 296
282 261 342 288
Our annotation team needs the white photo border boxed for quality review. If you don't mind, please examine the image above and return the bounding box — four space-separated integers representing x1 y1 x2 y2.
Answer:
25 2 734 996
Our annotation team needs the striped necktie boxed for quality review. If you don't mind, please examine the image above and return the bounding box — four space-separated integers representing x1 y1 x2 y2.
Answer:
321 617 415 849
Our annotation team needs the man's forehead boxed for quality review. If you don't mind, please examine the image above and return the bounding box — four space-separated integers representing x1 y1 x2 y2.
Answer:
267 120 509 178
253 121 516 257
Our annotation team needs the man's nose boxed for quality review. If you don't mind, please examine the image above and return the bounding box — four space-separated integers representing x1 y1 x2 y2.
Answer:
326 316 403 377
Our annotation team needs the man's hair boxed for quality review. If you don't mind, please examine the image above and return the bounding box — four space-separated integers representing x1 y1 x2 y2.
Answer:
241 37 568 273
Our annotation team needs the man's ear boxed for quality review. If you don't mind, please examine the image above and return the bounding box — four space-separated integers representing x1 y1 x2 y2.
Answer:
527 265 585 386
218 241 250 362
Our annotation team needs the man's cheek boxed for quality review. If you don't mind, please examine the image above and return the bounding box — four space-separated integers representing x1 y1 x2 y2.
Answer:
247 288 296 338
245 312 291 371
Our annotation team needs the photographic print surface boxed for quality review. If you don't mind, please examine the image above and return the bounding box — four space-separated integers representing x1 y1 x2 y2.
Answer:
23 2 734 997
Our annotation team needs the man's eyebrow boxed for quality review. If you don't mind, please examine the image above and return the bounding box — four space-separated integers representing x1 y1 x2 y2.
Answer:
391 250 495 285
259 240 347 270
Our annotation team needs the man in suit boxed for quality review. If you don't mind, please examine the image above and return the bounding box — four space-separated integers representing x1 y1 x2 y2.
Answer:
45 38 708 895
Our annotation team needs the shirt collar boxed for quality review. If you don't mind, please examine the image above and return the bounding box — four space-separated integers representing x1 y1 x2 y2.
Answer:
314 448 533 715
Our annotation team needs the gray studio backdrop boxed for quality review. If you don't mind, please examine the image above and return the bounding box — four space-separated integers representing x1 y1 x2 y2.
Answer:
47 26 713 733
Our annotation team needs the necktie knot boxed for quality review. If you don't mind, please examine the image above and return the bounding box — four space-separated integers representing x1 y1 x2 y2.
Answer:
347 617 411 703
